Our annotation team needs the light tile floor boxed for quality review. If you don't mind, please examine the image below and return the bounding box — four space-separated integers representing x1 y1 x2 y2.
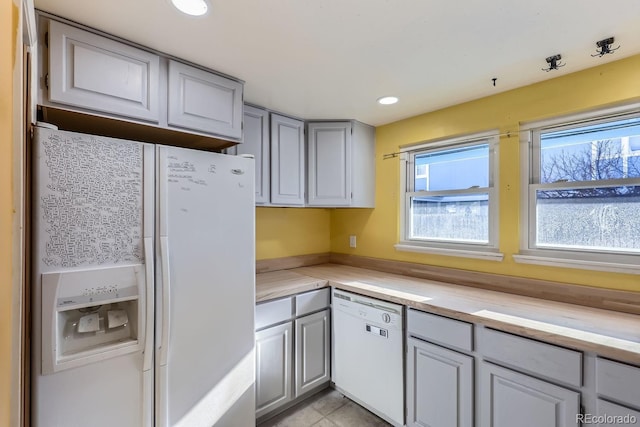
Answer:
257 388 392 427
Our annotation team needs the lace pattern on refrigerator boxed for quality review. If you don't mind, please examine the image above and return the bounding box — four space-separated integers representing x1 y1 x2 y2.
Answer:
40 130 144 267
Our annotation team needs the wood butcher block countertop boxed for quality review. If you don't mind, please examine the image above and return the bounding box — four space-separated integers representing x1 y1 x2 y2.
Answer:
255 269 328 302
256 263 640 365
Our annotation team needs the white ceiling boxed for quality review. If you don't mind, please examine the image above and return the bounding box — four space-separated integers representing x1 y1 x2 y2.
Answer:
34 0 640 126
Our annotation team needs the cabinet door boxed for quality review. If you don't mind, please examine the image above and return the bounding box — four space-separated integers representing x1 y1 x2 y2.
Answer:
406 338 473 427
295 309 330 396
236 105 270 204
48 20 160 122
255 322 293 418
307 122 352 206
481 362 580 427
351 121 376 208
596 357 640 409
168 60 243 140
270 114 305 205
596 399 640 427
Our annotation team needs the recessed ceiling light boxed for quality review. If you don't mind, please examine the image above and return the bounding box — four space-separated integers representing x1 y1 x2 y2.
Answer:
377 96 399 105
171 0 209 16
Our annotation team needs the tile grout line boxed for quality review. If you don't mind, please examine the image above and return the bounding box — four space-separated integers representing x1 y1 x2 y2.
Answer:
259 387 391 427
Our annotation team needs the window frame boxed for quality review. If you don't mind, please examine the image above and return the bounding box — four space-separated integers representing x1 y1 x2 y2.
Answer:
517 104 640 274
396 130 503 261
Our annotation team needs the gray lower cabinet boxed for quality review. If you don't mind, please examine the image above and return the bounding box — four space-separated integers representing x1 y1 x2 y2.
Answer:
596 399 640 427
595 357 640 410
295 309 330 396
270 114 305 206
255 289 331 420
167 60 243 139
406 309 473 427
594 357 640 427
255 322 293 418
480 362 580 427
46 19 160 122
406 338 473 427
480 328 582 388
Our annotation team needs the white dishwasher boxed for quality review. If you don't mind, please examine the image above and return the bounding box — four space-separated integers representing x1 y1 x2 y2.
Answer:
332 288 404 426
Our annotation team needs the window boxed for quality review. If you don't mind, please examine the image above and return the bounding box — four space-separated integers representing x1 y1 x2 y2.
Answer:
519 107 640 272
396 132 501 260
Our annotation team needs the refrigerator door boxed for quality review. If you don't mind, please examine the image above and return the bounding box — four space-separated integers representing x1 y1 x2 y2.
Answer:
31 127 155 427
156 146 256 427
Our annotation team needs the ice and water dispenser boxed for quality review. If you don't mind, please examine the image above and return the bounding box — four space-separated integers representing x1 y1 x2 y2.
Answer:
40 265 145 374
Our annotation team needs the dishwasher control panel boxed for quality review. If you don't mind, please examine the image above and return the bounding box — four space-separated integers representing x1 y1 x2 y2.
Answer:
332 289 402 330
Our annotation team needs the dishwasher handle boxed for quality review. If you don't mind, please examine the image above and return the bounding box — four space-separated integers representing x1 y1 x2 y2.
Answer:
355 299 401 315
365 324 388 338
334 292 401 315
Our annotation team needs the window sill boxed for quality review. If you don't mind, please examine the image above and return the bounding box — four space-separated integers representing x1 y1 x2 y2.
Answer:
395 243 504 261
512 254 640 275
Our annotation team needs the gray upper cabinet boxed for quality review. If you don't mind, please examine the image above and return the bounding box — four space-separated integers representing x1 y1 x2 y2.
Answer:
47 19 160 122
40 16 244 146
307 121 375 208
270 114 305 206
167 60 243 140
349 121 376 207
307 122 352 206
229 105 270 204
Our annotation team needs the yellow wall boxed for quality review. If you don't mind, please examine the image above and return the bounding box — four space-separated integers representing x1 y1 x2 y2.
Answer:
256 208 331 260
1 0 18 424
331 55 640 292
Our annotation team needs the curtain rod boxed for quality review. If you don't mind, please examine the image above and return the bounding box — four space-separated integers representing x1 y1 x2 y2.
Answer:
382 130 518 160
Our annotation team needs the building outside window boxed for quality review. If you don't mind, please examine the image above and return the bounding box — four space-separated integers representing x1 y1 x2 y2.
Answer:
397 131 501 261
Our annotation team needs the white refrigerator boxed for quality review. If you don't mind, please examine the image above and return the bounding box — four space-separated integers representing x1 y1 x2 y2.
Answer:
31 125 256 427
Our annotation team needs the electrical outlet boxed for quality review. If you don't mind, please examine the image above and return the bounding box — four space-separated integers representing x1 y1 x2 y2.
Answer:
349 235 357 248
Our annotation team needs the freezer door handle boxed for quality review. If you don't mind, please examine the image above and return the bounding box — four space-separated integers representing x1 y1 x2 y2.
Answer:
159 236 171 366
143 237 154 372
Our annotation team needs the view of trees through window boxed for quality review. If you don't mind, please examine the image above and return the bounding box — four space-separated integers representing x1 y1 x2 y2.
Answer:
534 117 640 253
541 138 640 187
